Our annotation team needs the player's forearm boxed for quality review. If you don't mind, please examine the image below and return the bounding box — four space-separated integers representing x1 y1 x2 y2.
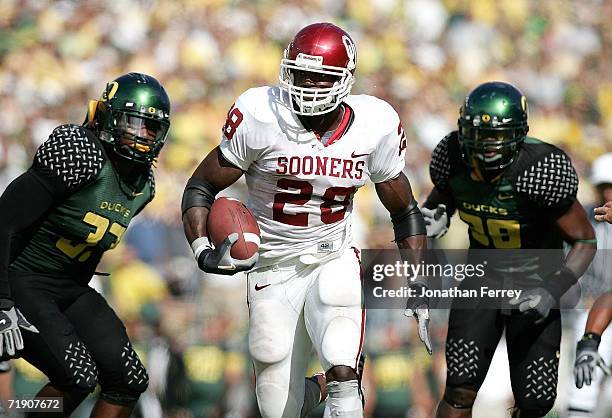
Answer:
564 241 597 278
556 200 596 277
585 292 612 336
543 201 596 300
183 207 210 243
181 148 244 245
397 235 426 250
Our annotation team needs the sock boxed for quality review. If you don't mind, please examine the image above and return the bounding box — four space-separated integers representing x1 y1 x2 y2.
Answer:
323 380 362 418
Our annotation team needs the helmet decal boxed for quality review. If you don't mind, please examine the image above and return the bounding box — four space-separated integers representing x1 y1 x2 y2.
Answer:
342 35 356 71
101 81 119 102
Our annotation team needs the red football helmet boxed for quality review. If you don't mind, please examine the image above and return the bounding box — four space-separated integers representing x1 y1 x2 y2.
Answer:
279 23 357 116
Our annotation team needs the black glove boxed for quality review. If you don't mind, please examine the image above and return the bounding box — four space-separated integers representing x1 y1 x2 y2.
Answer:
509 287 556 324
404 283 432 355
574 333 610 388
196 233 258 275
0 298 39 358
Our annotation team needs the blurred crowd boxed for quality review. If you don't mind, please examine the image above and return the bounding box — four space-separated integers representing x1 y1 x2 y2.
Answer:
1 0 611 417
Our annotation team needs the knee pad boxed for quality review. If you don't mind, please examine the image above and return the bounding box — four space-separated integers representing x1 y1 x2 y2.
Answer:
321 316 362 368
513 356 558 417
513 397 556 418
100 341 149 406
63 340 98 393
249 300 292 364
443 386 477 409
446 338 481 382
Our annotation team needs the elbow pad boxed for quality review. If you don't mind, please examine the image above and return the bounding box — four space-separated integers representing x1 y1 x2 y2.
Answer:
181 177 218 215
391 200 426 241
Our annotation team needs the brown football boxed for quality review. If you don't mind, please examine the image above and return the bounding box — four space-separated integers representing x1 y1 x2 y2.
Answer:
207 197 260 260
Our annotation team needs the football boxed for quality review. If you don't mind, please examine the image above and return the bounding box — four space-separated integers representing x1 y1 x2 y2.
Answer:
207 197 260 260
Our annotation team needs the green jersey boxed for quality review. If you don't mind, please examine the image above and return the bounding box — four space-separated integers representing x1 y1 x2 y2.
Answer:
428 132 578 251
10 124 154 279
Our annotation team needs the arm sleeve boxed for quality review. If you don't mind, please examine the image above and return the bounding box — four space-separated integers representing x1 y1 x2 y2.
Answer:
218 102 260 171
0 171 56 298
0 124 105 299
368 117 407 184
515 148 578 217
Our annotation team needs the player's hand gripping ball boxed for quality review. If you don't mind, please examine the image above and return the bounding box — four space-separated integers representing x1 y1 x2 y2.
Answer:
194 198 260 275
207 197 260 260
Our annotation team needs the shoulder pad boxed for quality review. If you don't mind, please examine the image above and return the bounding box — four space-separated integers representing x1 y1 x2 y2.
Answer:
234 86 281 124
34 124 105 190
515 147 578 207
430 132 456 191
346 94 399 134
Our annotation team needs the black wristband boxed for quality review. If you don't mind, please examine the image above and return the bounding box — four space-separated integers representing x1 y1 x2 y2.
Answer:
0 298 14 310
578 332 601 351
543 266 578 301
583 332 602 344
391 200 426 241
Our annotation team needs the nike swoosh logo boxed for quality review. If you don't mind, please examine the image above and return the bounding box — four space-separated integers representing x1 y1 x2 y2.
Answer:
0 319 6 325
497 193 514 200
255 283 271 291
351 151 369 158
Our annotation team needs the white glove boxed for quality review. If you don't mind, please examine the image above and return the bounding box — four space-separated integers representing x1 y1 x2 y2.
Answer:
574 336 610 388
0 300 39 358
422 204 448 239
404 284 432 355
509 287 556 324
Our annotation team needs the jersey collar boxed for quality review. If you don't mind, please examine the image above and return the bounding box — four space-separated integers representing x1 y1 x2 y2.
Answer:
321 103 354 147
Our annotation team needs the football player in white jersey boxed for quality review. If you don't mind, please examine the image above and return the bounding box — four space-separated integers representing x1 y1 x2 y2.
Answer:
182 23 428 418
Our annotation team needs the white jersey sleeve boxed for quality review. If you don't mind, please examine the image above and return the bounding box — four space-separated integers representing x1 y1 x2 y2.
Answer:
367 104 407 183
219 92 263 171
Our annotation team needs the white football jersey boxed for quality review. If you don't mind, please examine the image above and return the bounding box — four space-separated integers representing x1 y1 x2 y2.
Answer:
219 86 406 265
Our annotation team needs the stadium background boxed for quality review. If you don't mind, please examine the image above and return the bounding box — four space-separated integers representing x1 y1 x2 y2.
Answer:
0 0 610 417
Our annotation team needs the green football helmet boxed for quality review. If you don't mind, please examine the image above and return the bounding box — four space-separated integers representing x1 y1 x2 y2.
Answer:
88 72 171 164
458 81 529 177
